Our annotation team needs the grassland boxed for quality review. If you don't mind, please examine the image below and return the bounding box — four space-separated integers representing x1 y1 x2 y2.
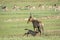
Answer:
0 0 60 40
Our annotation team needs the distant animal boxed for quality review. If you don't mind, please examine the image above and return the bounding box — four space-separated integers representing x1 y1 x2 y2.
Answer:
23 29 38 37
54 4 57 7
13 5 20 10
27 13 44 35
1 6 8 11
2 6 6 9
38 4 42 7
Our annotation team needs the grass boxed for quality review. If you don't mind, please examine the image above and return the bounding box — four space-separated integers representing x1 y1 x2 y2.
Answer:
0 0 60 40
0 36 60 40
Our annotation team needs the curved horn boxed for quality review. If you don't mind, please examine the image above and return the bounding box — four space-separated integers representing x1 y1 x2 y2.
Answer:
27 13 32 23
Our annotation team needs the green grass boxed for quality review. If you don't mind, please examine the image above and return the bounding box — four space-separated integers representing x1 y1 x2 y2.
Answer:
0 36 60 40
0 0 60 40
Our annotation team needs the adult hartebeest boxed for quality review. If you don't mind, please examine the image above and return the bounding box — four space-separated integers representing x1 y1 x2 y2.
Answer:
27 13 44 35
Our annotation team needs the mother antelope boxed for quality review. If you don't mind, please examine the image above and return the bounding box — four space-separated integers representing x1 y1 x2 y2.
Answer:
27 13 44 35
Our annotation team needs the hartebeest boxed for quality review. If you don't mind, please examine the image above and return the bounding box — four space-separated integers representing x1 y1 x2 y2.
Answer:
27 13 44 35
